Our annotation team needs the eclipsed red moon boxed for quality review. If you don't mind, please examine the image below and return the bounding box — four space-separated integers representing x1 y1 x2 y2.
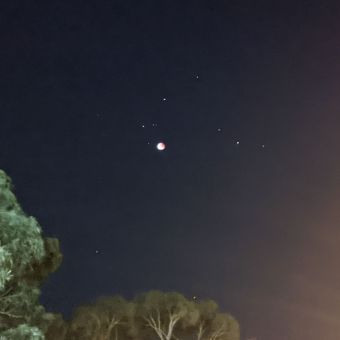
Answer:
156 142 166 151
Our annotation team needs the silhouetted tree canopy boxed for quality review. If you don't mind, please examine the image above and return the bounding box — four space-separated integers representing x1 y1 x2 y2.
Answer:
65 291 240 340
0 170 63 339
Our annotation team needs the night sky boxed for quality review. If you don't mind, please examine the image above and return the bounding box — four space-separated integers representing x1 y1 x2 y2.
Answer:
1 1 340 339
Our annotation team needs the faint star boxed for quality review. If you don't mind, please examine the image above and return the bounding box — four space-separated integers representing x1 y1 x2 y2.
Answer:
236 141 240 145
162 97 167 101
95 250 100 254
217 128 222 132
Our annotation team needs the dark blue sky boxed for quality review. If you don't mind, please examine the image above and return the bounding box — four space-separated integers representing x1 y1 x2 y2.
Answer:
1 1 340 339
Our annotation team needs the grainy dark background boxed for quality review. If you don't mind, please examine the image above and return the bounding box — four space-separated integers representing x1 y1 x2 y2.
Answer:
1 1 340 339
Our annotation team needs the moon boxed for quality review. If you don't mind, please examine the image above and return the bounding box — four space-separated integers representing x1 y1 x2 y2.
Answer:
156 142 166 151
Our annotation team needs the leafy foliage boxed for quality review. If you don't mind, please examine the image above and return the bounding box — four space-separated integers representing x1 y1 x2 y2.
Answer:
0 324 44 340
65 291 240 340
0 170 62 339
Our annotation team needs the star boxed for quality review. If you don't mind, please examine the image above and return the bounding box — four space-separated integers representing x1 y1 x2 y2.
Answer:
236 141 240 145
162 97 167 101
217 128 222 132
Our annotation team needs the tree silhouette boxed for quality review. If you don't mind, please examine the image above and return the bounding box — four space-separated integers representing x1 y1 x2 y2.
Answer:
65 291 240 340
0 170 62 338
